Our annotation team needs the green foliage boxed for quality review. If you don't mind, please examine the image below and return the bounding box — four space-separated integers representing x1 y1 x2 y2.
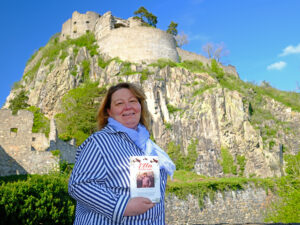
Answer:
0 174 75 225
165 122 172 130
218 148 246 176
70 65 77 76
23 59 42 82
26 50 39 66
8 90 29 114
237 155 246 176
265 152 300 223
59 50 68 61
210 59 224 80
167 103 182 114
166 21 178 36
23 32 98 83
140 68 151 83
219 147 236 174
81 60 90 82
11 81 23 90
149 58 177 69
177 60 205 73
167 139 198 171
98 56 112 69
120 62 135 75
192 84 216 96
55 82 106 146
134 6 158 27
27 106 50 137
51 150 61 157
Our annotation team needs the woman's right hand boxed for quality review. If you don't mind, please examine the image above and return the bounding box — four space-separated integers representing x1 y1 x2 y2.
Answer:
123 197 155 216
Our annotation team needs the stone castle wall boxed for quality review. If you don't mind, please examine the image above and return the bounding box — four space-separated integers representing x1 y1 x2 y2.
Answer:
165 186 273 224
60 11 100 40
60 11 179 63
98 26 179 63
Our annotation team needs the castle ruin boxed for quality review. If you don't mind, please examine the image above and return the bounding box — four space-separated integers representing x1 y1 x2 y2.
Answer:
0 109 76 176
60 11 179 64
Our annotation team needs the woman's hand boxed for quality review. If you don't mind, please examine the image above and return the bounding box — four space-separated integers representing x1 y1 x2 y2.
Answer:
123 197 155 216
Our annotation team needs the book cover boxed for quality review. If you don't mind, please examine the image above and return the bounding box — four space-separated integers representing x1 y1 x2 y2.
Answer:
129 156 160 203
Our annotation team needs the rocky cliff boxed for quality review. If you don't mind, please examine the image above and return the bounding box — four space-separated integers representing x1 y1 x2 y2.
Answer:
2 11 300 178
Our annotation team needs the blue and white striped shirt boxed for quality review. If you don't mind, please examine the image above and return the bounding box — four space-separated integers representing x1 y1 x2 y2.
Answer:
68 125 168 225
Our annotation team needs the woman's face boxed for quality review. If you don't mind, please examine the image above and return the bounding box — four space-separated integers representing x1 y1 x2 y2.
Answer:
107 88 142 129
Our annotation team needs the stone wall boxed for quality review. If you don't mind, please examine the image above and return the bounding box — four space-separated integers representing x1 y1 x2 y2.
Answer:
177 48 239 77
60 11 100 40
165 186 273 224
98 26 179 63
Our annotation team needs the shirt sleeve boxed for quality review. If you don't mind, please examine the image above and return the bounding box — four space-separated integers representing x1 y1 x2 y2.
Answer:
68 136 130 223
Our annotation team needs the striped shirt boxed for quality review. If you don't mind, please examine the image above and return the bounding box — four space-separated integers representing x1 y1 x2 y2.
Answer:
68 125 168 225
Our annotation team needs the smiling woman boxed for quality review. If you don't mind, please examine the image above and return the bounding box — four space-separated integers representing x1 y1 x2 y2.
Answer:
107 88 142 129
68 82 175 225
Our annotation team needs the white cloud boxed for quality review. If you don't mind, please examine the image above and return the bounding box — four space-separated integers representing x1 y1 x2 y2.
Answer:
267 61 287 70
279 43 300 56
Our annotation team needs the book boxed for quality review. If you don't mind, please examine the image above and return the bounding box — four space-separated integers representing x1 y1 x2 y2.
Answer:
129 156 160 203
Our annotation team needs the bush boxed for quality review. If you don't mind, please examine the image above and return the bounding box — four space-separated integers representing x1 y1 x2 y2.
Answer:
0 174 75 225
149 58 177 69
8 90 29 114
167 139 198 171
27 106 50 137
178 60 205 73
265 152 300 223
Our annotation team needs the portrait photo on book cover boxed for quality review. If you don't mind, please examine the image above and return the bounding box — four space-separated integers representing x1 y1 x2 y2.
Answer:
136 171 155 188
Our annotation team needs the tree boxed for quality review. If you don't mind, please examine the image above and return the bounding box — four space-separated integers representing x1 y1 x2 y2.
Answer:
202 42 229 62
175 31 189 47
166 21 178 36
134 6 158 27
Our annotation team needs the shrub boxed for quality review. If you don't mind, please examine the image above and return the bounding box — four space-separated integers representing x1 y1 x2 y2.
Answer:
178 60 205 73
167 103 182 114
8 90 29 114
265 152 300 223
149 58 177 69
167 139 198 171
81 60 90 82
0 174 75 225
27 106 50 137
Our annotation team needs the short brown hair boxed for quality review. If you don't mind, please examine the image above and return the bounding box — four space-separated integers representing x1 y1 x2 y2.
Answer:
97 82 151 131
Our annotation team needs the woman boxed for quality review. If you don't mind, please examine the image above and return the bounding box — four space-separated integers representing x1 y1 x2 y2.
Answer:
68 82 175 224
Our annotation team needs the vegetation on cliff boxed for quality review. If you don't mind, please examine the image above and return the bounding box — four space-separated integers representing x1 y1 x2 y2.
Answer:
55 82 106 145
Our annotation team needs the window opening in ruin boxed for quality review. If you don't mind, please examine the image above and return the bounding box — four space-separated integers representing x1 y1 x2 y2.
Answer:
114 23 126 29
10 128 18 137
73 21 77 24
32 137 36 141
86 21 90 24
73 30 77 33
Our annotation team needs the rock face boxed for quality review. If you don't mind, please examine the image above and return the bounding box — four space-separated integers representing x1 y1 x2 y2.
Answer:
2 10 299 178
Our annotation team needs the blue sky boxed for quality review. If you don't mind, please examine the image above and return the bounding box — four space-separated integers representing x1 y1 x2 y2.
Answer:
1 0 299 107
